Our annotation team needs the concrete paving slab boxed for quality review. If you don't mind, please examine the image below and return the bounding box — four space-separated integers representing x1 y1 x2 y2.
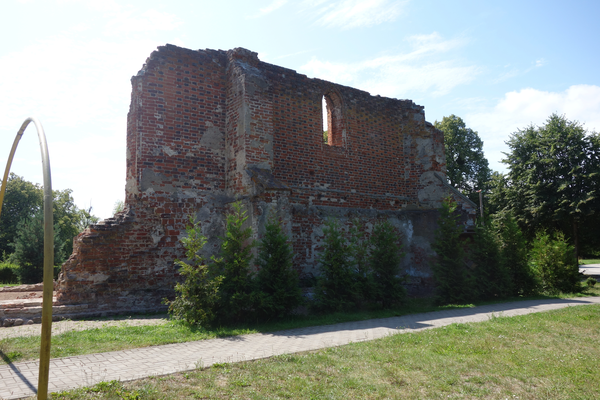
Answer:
1 296 600 399
580 264 600 276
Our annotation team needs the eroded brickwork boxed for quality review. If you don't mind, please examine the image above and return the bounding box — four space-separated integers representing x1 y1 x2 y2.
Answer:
57 44 475 312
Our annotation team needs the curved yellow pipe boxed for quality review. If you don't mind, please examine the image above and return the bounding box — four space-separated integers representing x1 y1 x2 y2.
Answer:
0 117 53 400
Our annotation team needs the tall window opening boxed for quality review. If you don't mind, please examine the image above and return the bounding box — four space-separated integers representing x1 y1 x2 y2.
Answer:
322 96 329 144
321 92 344 146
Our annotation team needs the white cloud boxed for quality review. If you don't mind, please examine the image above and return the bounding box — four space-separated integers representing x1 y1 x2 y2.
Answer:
54 1 182 35
466 85 600 172
56 0 119 12
307 0 407 29
493 58 548 84
0 35 157 129
407 32 464 55
0 33 162 219
248 0 288 19
299 32 478 97
0 1 183 219
104 8 183 36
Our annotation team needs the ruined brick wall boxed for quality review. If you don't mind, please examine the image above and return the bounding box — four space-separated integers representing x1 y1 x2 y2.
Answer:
231 51 473 285
58 46 233 311
57 44 475 311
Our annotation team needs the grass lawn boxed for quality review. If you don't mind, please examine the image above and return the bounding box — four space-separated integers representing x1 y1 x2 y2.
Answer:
48 304 600 399
2 285 599 367
580 259 600 265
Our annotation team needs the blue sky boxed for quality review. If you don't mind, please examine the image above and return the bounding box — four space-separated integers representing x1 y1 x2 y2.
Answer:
1 0 599 219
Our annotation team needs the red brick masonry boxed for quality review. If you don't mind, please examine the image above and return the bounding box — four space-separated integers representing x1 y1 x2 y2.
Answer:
57 45 475 312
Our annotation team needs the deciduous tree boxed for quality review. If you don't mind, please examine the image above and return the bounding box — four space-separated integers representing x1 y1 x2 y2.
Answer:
10 209 64 284
0 173 43 256
0 174 98 269
434 115 492 199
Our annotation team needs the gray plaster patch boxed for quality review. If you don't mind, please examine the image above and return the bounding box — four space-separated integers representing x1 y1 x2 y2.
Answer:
126 177 139 195
87 273 109 284
141 169 173 193
162 146 177 157
418 171 445 206
150 225 165 245
200 126 224 153
415 137 433 169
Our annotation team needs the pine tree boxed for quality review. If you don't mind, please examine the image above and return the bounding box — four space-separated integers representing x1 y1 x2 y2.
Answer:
431 197 474 305
369 220 406 308
493 212 536 295
349 219 373 303
470 222 512 300
255 216 302 320
167 216 222 327
214 201 257 323
313 219 357 312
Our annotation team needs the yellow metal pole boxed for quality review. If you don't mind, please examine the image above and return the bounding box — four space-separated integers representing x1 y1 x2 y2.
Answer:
0 117 53 400
0 121 26 218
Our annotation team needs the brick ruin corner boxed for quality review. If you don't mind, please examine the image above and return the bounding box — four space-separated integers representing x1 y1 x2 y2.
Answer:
56 44 476 315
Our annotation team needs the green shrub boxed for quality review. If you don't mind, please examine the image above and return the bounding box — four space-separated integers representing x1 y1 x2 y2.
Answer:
0 262 19 284
493 212 536 295
529 231 581 293
54 264 62 280
369 220 406 308
313 219 357 312
431 197 474 305
586 277 597 288
348 219 373 303
166 216 223 327
214 201 257 323
255 216 303 320
470 222 512 300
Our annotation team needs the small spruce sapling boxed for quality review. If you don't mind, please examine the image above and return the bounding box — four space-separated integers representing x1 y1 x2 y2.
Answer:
349 219 373 303
369 220 406 308
314 219 357 312
431 196 473 305
166 216 223 327
214 201 257 323
493 212 536 295
470 221 512 300
255 215 302 320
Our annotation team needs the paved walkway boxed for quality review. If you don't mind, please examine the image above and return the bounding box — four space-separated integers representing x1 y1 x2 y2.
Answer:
580 263 600 276
2 297 600 399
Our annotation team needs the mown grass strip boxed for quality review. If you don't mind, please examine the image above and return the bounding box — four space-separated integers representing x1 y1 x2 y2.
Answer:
1 296 454 364
2 285 598 366
50 304 600 400
580 259 600 265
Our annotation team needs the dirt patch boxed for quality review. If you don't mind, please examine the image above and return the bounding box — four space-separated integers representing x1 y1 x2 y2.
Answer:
0 282 54 301
0 291 43 301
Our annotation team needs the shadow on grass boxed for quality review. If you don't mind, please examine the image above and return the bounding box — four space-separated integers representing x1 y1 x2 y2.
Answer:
172 291 600 344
